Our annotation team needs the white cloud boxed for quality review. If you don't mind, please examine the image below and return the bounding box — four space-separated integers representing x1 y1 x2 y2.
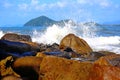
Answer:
47 1 66 9
18 3 28 10
77 0 111 8
31 0 39 6
18 0 67 11
3 2 12 8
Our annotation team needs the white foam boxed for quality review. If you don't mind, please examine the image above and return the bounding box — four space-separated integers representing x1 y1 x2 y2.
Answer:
32 22 120 53
0 30 4 39
32 23 77 44
84 36 120 53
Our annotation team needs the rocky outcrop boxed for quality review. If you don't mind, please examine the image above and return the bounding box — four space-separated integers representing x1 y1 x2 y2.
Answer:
0 33 120 80
59 34 93 56
1 33 32 42
39 56 120 80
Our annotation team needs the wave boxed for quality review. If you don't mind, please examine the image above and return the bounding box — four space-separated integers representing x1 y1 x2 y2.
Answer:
32 22 98 44
32 23 120 53
0 30 4 38
84 36 120 53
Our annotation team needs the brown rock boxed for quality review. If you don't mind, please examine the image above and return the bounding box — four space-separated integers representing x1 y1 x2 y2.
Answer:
1 75 22 80
39 56 93 80
39 56 120 80
0 56 20 77
1 33 32 42
95 54 120 67
59 34 93 56
89 64 120 80
36 52 47 58
13 56 43 80
98 51 116 55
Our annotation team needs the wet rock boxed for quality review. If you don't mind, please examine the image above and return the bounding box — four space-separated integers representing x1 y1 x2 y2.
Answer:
86 52 105 61
98 51 116 55
0 40 40 54
59 34 93 56
95 54 120 68
12 56 43 80
1 33 32 42
39 56 93 80
21 41 40 52
39 43 48 52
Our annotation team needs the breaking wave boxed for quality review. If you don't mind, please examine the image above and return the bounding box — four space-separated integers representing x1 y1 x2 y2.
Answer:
32 22 120 53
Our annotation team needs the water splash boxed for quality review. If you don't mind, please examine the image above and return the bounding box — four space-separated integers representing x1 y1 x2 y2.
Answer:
32 21 98 44
32 22 120 53
0 30 4 38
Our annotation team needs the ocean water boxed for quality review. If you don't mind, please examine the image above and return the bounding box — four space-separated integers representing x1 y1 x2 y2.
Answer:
0 22 120 54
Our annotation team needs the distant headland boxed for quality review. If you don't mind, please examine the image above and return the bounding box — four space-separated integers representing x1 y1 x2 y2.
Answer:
24 16 75 27
24 16 120 27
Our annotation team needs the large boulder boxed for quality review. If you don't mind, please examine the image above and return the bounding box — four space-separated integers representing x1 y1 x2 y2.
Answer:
59 34 93 56
89 64 120 80
39 56 120 80
0 40 40 54
39 56 93 80
12 56 43 80
1 33 32 42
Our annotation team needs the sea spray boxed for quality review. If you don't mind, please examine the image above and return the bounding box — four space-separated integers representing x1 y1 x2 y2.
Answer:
0 30 4 38
32 21 98 44
84 36 120 53
32 23 77 44
32 22 120 53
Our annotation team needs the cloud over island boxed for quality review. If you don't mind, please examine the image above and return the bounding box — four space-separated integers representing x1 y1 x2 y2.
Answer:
0 0 120 25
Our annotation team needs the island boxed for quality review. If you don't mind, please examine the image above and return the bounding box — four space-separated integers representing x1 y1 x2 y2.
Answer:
24 16 75 27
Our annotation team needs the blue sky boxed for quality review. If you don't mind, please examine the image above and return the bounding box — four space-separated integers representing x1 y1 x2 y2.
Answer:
0 0 120 25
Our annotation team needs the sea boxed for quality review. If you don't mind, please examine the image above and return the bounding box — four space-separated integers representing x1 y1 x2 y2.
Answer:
0 22 120 54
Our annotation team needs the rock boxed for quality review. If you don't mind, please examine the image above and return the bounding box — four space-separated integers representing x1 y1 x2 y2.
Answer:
45 43 60 52
0 40 40 54
1 33 32 42
98 51 116 55
86 52 105 61
0 56 20 77
1 75 22 80
59 34 93 56
89 64 120 80
39 56 120 80
39 56 93 80
36 52 47 58
39 43 48 52
95 54 120 68
12 56 43 80
20 41 40 52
